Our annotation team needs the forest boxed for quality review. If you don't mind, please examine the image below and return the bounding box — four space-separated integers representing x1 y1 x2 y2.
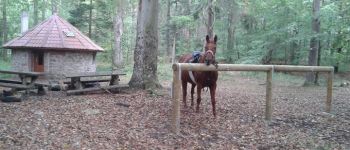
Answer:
1 0 350 149
0 0 349 87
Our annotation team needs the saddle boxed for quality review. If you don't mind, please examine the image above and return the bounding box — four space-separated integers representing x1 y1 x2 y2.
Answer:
190 51 201 63
187 51 202 84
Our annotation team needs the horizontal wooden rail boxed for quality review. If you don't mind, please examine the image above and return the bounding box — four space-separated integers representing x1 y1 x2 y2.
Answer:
173 63 273 71
173 63 334 72
171 63 334 134
273 65 333 72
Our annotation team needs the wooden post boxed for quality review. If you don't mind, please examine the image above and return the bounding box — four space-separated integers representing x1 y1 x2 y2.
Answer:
265 69 273 121
110 75 120 85
171 64 180 134
326 70 333 112
72 77 83 90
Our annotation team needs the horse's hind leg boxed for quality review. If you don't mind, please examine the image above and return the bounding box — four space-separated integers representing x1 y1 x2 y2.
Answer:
190 84 196 107
196 84 202 112
182 80 188 108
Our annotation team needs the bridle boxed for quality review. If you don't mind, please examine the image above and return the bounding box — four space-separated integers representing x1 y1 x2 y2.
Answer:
204 50 215 65
205 50 214 57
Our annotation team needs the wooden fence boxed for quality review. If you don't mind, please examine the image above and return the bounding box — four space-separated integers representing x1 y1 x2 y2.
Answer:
171 63 334 134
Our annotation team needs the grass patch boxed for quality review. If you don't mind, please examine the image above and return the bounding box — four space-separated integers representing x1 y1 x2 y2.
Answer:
96 57 173 83
0 59 12 79
0 59 11 70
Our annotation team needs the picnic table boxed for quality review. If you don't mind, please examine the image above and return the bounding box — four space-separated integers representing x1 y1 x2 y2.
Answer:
65 71 129 95
0 69 47 93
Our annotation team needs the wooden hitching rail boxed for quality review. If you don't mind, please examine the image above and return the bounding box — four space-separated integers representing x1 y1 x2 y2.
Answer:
171 63 334 134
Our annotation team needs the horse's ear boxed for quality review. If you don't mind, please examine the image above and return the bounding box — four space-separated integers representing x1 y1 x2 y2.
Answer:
214 35 218 43
206 35 210 43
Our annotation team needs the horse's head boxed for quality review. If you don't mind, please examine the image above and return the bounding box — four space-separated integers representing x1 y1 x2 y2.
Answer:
204 35 218 66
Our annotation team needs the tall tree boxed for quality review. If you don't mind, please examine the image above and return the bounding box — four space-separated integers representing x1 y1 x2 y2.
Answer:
34 0 38 25
88 0 93 38
1 0 8 59
112 0 124 70
225 0 239 62
51 0 57 14
165 0 171 58
304 0 321 85
206 0 214 38
41 0 47 20
129 0 161 89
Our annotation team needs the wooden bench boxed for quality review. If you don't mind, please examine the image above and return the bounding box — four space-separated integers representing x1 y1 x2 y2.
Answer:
0 82 31 89
65 71 128 95
0 69 46 93
63 78 110 84
0 79 49 86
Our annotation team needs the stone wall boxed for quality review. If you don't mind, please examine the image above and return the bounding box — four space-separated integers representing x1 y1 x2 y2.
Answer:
47 51 96 76
11 50 31 71
11 50 97 77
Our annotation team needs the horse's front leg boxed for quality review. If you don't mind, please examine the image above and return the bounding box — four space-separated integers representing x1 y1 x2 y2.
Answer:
209 83 217 117
182 80 188 108
196 84 202 112
190 84 196 107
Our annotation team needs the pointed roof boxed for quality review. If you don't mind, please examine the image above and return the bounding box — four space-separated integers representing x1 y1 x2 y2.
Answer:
3 13 103 52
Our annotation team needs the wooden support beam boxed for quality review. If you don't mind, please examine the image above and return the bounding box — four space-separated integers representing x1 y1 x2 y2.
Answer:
66 84 129 95
110 75 120 85
171 65 180 134
71 77 83 90
265 69 273 121
326 70 334 112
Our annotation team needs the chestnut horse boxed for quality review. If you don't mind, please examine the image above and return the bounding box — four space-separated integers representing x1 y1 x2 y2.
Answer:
178 35 218 117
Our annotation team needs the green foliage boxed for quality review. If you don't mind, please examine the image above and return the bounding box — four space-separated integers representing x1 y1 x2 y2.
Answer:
68 3 91 29
170 15 193 28
1 0 350 76
0 59 12 78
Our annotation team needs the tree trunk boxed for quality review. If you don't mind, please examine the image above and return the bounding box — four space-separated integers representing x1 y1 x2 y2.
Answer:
165 0 171 59
315 41 322 84
0 0 2 58
34 0 38 25
289 41 297 64
304 0 321 86
333 1 345 73
112 0 124 71
226 3 238 62
88 0 93 38
129 0 161 89
183 0 191 53
51 0 57 14
207 0 214 38
1 0 8 59
41 0 46 21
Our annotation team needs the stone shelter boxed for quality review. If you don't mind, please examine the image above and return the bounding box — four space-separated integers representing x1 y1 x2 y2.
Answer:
2 13 103 76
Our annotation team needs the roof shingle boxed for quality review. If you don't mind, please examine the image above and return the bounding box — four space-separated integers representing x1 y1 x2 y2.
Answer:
3 13 104 52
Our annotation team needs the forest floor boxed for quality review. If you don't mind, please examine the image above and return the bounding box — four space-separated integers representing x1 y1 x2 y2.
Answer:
0 72 349 149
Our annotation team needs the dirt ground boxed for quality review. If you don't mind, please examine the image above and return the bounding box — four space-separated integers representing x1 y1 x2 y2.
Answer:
0 72 349 149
